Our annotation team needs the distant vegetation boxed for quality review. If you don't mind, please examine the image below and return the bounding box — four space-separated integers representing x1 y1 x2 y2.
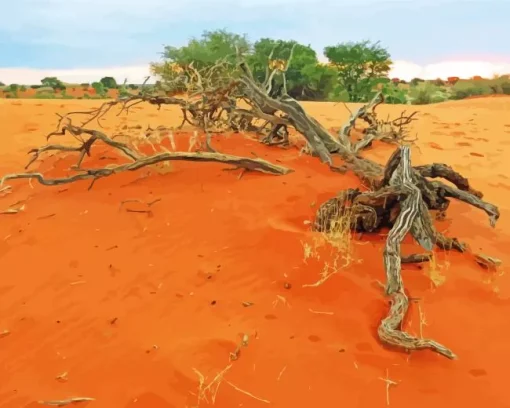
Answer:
2 30 510 104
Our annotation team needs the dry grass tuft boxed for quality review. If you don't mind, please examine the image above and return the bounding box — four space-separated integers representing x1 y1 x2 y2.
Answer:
302 203 355 287
426 251 448 288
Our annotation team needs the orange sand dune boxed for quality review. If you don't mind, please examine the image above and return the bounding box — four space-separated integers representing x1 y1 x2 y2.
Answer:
1 97 510 408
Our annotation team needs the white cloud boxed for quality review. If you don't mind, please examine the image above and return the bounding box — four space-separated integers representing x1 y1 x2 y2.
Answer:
2 60 509 85
390 60 510 80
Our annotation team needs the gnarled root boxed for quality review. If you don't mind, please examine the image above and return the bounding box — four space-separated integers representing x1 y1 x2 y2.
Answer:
312 145 503 359
378 291 456 359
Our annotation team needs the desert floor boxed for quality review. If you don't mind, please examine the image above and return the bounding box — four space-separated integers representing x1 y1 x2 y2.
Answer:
1 97 510 408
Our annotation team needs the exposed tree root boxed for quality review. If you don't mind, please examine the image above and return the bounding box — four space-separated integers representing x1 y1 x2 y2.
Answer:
379 146 455 359
314 144 500 359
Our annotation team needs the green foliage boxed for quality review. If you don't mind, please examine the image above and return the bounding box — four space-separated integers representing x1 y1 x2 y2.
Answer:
0 81 5 86
408 83 448 105
34 92 56 99
248 38 334 100
448 77 510 99
151 29 250 93
19 85 27 91
36 86 55 94
159 29 249 69
30 85 42 89
118 81 131 98
127 84 138 90
41 76 65 90
324 40 392 102
91 81 106 97
327 85 350 102
381 83 409 104
450 79 493 99
100 76 117 89
410 78 424 86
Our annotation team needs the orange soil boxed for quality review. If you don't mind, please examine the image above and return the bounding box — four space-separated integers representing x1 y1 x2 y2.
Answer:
1 97 510 408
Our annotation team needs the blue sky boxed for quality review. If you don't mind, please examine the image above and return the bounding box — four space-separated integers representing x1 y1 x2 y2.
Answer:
0 0 508 70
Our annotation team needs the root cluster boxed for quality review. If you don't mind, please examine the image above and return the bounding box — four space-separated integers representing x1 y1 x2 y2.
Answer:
314 144 499 359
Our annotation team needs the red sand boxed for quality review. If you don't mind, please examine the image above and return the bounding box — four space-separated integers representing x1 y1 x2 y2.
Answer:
1 98 510 408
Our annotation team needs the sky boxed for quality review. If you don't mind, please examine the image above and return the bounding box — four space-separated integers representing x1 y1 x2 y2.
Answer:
0 0 509 84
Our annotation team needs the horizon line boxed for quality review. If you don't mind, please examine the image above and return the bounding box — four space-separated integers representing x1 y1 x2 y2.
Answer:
1 59 510 85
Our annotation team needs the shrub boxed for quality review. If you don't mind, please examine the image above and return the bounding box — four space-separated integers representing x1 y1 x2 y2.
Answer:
100 76 117 89
34 93 56 99
409 83 447 104
30 85 42 89
381 83 409 104
488 76 510 95
91 81 106 97
36 86 55 94
41 76 65 90
410 77 424 86
450 80 493 99
118 87 131 98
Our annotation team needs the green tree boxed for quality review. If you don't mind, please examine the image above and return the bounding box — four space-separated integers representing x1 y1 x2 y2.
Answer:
324 40 392 102
41 76 65 90
100 76 118 89
8 84 19 92
0 81 5 86
20 85 27 91
91 81 106 96
151 29 250 90
248 38 335 100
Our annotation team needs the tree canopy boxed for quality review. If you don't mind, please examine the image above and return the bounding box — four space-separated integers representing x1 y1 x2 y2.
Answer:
41 77 65 90
247 38 336 100
151 30 392 102
324 40 392 102
100 77 118 89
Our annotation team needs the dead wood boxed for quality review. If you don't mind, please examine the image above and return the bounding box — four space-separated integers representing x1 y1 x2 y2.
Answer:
0 119 291 190
378 146 455 358
1 50 502 362
314 143 501 359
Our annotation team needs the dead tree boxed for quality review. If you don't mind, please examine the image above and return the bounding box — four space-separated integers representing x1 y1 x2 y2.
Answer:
0 112 292 189
0 51 501 361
